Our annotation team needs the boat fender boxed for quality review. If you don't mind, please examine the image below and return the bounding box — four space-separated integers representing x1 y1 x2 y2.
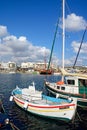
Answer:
23 101 28 110
5 118 9 124
9 96 13 101
56 81 64 85
68 97 73 103
56 94 60 98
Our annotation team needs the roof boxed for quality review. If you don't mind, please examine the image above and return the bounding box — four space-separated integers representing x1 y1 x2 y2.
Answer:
60 68 87 79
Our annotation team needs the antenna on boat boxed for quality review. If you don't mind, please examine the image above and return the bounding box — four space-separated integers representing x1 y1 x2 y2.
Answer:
73 26 87 69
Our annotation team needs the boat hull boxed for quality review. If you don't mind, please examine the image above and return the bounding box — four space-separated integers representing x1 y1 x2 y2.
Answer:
39 69 52 75
45 82 87 109
13 95 76 122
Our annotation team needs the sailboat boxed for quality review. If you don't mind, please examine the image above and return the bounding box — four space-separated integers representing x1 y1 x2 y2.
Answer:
39 69 53 75
39 52 53 75
45 0 87 109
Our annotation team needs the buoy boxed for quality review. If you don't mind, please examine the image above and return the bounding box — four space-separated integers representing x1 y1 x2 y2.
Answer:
56 93 60 98
23 101 28 109
5 118 9 124
9 96 13 101
68 97 73 102
56 81 64 85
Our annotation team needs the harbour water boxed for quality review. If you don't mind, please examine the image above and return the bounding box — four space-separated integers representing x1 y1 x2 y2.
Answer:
0 73 87 130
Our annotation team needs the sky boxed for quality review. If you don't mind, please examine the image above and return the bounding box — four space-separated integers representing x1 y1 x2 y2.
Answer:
0 0 87 67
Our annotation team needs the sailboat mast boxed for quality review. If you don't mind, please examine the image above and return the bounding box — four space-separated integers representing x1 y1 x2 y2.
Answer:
62 0 65 69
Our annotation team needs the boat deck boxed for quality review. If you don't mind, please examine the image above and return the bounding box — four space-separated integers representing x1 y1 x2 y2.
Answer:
15 94 69 106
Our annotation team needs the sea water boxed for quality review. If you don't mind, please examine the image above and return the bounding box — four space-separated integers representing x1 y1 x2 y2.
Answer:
0 73 87 130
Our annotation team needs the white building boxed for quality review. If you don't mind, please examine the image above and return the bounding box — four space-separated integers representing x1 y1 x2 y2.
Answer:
21 62 35 69
0 61 17 71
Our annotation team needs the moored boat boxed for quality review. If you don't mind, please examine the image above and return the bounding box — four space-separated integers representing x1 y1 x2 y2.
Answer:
45 71 87 109
45 0 87 109
10 81 77 122
39 69 53 75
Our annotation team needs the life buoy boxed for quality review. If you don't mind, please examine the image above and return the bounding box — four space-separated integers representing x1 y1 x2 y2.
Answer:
56 81 64 85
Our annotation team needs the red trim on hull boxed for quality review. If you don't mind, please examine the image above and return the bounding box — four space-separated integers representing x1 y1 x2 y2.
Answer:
14 96 75 109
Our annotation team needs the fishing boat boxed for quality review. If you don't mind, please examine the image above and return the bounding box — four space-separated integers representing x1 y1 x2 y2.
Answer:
10 82 77 122
45 0 87 109
45 69 87 109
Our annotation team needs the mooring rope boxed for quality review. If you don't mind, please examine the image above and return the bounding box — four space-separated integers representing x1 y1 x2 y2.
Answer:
10 122 20 130
0 98 20 130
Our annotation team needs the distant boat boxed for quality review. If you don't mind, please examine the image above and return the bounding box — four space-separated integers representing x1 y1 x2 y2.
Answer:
39 50 53 75
10 82 77 122
39 69 53 75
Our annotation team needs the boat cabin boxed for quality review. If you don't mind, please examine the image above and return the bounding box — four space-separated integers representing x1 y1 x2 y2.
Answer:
56 76 87 95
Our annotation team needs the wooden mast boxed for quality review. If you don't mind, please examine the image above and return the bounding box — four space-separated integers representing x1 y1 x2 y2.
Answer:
62 0 65 70
61 0 65 81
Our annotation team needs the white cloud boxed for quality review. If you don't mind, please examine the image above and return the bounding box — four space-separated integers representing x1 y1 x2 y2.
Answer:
60 13 87 31
65 13 87 31
58 58 73 66
0 25 58 64
70 41 87 66
71 41 87 54
0 25 8 36
61 57 83 67
3 35 17 41
18 36 27 42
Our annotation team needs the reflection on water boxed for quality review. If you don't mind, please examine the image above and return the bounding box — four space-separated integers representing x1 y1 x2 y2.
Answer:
0 73 87 130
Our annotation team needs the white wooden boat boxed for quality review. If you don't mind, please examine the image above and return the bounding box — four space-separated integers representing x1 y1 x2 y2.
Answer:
10 82 77 122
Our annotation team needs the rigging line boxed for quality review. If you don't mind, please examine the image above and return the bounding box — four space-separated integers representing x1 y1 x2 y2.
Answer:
47 16 61 70
47 18 59 70
47 0 62 71
73 26 87 68
65 0 71 15
47 0 67 70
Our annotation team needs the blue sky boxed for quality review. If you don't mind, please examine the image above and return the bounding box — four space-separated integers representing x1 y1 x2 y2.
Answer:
0 0 87 66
